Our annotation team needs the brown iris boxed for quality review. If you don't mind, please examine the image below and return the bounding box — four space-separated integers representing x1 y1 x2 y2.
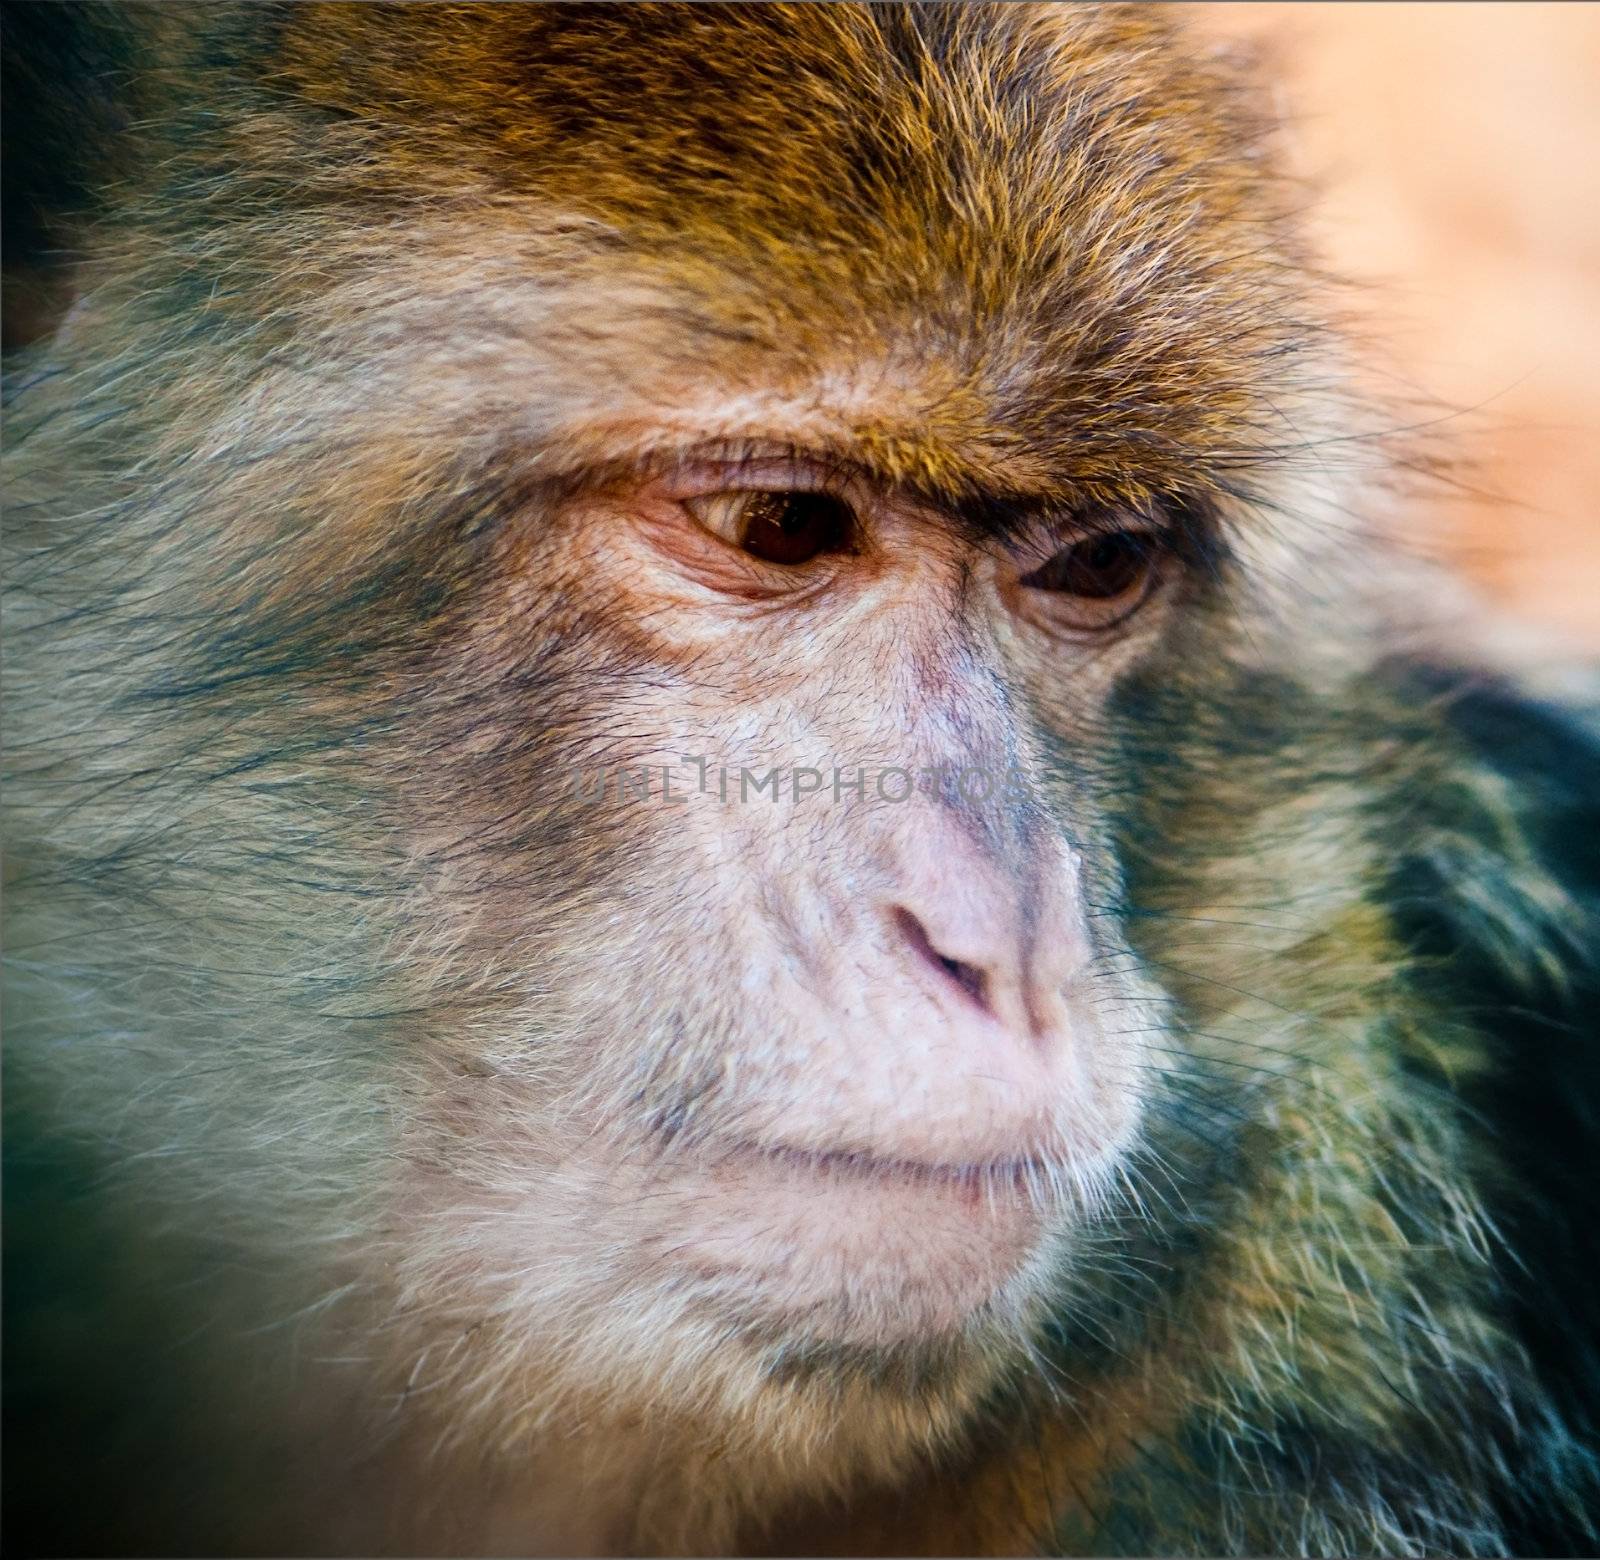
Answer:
733 492 853 565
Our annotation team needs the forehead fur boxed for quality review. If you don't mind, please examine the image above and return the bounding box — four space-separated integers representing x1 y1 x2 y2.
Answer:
204 2 1322 502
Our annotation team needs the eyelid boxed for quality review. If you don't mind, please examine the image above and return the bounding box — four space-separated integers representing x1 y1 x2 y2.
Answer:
635 437 869 499
1058 506 1169 541
655 464 858 512
1007 511 1167 574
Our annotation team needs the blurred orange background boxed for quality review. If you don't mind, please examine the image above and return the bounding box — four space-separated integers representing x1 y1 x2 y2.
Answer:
1191 2 1600 649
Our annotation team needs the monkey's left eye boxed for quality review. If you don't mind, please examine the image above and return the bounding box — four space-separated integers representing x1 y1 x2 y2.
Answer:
685 490 854 566
1017 528 1164 631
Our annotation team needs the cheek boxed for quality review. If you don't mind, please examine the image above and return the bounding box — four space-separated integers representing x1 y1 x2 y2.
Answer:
994 632 1173 758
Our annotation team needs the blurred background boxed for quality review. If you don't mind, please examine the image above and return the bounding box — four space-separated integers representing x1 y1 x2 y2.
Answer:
1190 2 1600 649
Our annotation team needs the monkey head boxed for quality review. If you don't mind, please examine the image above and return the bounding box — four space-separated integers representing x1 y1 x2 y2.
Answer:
16 6 1563 1555
285 2 1329 1452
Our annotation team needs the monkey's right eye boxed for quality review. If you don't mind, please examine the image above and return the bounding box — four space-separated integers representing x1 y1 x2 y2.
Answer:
685 490 854 566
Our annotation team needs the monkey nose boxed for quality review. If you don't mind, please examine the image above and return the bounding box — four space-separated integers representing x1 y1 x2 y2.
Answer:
884 834 1082 1047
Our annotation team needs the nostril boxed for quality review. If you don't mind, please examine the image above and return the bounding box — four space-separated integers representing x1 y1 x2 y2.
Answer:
890 906 993 1017
941 954 989 1010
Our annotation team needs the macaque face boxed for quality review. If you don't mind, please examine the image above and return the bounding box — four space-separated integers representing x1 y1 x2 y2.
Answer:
215 7 1317 1427
387 372 1200 1380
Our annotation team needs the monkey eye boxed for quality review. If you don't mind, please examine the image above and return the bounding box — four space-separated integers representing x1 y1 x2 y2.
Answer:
1017 527 1164 631
684 490 854 566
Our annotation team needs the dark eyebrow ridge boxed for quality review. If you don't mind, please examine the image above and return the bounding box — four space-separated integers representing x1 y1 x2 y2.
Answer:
928 482 1227 567
943 490 1056 545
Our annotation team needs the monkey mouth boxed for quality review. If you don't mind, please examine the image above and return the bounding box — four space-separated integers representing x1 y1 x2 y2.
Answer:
717 1139 1068 1206
652 1134 1071 1344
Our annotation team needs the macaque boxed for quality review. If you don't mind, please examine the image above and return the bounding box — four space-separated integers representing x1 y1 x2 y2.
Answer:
3 4 1596 1555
